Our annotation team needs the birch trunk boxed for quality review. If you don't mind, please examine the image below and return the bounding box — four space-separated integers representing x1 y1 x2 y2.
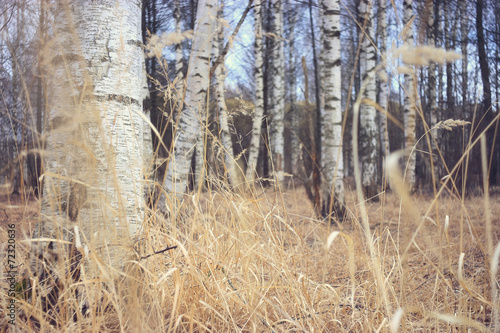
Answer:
193 112 206 190
378 0 389 157
246 0 264 183
287 2 299 175
38 0 146 264
173 0 185 113
214 1 237 186
358 0 378 198
159 0 216 210
174 0 184 90
428 0 440 183
403 0 416 189
269 0 285 183
320 0 344 219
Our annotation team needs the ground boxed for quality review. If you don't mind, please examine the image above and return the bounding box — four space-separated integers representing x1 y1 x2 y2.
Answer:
0 187 499 331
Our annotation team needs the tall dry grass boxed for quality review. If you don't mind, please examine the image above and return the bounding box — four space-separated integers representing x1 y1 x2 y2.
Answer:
0 3 499 333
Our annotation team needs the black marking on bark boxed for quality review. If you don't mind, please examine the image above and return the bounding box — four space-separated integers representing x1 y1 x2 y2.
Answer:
95 94 141 106
127 39 144 48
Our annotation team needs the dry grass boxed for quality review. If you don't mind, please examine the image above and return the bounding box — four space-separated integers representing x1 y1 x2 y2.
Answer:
0 3 498 332
0 184 499 331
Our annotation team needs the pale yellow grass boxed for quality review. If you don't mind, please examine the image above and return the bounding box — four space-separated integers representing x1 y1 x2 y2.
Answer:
0 184 498 332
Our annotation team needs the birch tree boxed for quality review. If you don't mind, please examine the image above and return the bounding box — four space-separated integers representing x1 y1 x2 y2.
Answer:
269 0 285 183
378 0 389 157
214 1 237 186
428 0 439 182
358 0 378 198
246 0 264 183
36 0 147 268
320 0 344 218
159 0 216 210
403 0 416 189
287 2 299 175
174 0 185 94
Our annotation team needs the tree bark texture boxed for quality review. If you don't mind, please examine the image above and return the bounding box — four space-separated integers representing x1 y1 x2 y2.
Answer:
403 0 416 189
377 0 389 158
269 0 285 183
36 0 147 275
320 0 344 219
159 0 216 210
358 0 378 198
246 0 264 183
214 1 237 187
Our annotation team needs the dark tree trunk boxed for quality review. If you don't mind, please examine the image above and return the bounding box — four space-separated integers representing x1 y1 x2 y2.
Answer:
474 0 496 187
308 0 321 213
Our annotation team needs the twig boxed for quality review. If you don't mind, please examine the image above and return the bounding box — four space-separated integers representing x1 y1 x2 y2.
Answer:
209 0 254 78
140 245 177 260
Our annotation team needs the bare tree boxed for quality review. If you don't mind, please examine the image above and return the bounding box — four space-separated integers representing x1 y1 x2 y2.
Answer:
403 0 416 189
34 0 148 279
320 0 344 219
269 0 285 183
246 0 265 183
159 0 216 210
358 0 378 198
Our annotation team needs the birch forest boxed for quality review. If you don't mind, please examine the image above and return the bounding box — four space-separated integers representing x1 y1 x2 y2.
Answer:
0 0 500 331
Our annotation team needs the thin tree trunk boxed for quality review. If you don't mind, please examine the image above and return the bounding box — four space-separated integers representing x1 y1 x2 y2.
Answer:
35 0 45 197
159 0 216 210
308 0 321 207
214 1 237 187
302 56 319 211
320 0 344 220
460 0 468 109
428 0 440 184
287 1 299 175
246 0 264 183
403 0 416 190
476 0 491 110
269 0 285 183
359 0 379 198
378 0 389 158
476 0 496 186
174 0 184 90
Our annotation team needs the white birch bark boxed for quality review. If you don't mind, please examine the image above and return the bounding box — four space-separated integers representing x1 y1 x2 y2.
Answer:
359 0 378 197
173 0 186 117
174 0 184 92
287 2 299 175
270 0 285 183
193 114 206 190
378 0 389 157
403 0 416 189
159 0 216 210
320 0 344 216
214 1 237 186
39 0 146 256
428 0 439 181
246 0 264 182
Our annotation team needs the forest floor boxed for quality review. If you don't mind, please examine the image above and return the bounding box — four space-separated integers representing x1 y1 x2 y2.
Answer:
0 186 499 331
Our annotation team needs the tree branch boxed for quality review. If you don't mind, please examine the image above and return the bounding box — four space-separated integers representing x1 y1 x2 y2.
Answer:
209 0 254 78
